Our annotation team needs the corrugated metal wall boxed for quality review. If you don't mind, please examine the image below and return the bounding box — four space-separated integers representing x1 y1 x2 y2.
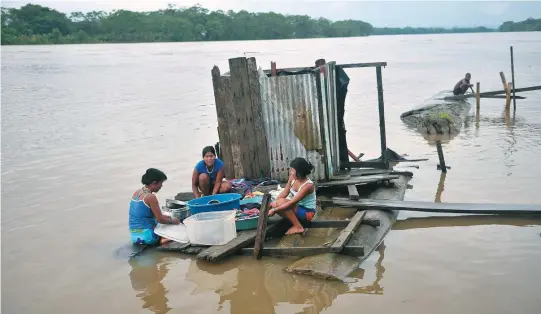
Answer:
259 73 327 182
320 62 341 178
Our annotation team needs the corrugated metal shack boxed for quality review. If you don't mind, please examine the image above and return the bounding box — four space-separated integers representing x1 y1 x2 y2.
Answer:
211 57 388 182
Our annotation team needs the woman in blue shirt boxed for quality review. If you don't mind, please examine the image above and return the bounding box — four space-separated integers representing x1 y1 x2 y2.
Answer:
192 146 232 198
269 157 317 235
129 168 180 245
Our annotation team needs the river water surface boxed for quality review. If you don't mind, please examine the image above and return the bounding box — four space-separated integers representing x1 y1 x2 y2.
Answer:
2 32 541 314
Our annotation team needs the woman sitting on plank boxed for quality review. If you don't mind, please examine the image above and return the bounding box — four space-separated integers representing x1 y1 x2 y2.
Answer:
269 157 317 235
129 168 180 246
192 146 232 198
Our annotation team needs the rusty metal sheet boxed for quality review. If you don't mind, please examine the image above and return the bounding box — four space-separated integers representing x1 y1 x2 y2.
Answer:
260 73 326 182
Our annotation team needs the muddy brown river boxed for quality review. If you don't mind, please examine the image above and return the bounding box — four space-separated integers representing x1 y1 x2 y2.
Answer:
2 32 541 313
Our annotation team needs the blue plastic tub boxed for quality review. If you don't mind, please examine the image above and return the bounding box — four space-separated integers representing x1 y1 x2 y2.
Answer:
187 193 242 215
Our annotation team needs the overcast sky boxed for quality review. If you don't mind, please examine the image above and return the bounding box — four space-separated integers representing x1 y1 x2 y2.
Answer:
3 1 540 28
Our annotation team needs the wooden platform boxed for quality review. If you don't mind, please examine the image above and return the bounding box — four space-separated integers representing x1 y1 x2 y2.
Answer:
318 174 399 187
332 198 541 215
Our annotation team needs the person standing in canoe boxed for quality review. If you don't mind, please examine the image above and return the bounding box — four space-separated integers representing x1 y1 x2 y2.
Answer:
453 73 473 95
129 168 180 246
269 157 317 235
192 146 232 198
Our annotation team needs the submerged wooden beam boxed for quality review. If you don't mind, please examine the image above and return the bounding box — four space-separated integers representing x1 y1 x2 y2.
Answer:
330 211 366 253
480 95 525 99
240 245 364 257
305 218 380 228
456 85 541 99
332 198 541 215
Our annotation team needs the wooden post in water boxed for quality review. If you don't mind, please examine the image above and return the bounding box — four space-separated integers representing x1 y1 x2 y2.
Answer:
475 82 480 112
253 193 271 259
499 71 512 111
510 46 516 111
376 66 388 166
436 140 448 173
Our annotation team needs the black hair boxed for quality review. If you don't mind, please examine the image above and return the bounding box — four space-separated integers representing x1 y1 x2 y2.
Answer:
290 157 314 179
141 168 167 185
202 146 216 158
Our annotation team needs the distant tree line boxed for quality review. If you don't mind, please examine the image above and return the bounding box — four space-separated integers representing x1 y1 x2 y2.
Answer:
499 18 541 32
1 4 539 45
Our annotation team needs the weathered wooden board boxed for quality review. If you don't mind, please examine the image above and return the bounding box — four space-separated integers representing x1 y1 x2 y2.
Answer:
211 66 235 178
330 211 366 253
253 193 271 259
285 253 361 281
349 168 392 176
305 218 380 228
317 174 399 187
332 198 541 215
394 214 541 230
347 185 360 200
240 245 364 257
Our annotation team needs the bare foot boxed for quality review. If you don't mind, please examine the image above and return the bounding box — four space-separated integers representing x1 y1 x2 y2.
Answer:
285 226 305 235
159 238 172 245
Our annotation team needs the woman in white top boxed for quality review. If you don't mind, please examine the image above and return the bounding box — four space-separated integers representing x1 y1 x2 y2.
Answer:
269 157 317 235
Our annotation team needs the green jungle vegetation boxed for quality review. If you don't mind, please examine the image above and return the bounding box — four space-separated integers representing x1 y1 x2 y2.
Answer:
2 4 539 45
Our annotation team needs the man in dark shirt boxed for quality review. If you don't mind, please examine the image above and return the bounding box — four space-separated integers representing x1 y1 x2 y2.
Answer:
453 73 473 95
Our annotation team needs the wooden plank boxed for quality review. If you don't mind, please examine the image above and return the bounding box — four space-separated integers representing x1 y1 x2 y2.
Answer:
332 170 351 180
480 95 525 99
332 198 541 215
342 161 389 169
223 75 244 179
253 193 271 259
347 185 360 200
318 174 399 187
337 62 387 69
211 66 235 178
246 57 270 178
454 85 541 99
305 218 380 228
476 81 480 112
240 245 364 257
330 211 366 253
197 217 285 262
435 140 447 173
500 71 511 109
349 168 391 176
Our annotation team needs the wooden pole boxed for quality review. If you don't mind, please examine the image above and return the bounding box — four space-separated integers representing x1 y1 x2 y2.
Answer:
436 140 447 173
499 71 511 110
271 61 276 76
376 66 388 166
510 46 516 111
475 82 480 112
253 193 271 259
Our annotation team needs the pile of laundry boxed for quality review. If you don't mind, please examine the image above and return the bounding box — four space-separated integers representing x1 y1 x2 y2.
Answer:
228 178 280 196
235 207 260 221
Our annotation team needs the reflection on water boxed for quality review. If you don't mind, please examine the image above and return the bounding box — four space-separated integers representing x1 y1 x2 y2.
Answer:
395 215 541 230
128 254 171 314
170 242 389 314
434 172 447 203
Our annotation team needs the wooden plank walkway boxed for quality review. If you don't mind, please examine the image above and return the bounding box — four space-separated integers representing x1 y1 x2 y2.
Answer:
332 198 541 215
318 174 399 187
